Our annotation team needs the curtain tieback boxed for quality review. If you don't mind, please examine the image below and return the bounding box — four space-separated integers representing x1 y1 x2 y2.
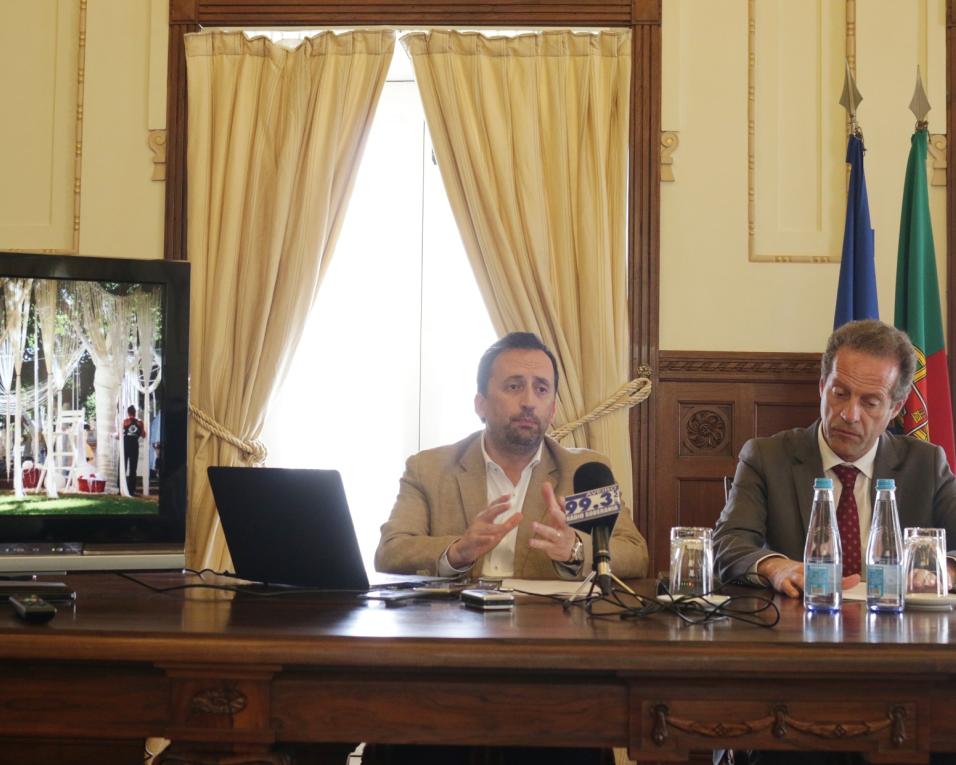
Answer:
549 367 653 442
188 403 268 465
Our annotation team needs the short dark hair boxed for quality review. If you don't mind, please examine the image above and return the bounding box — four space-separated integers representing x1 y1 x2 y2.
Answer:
821 320 916 404
476 332 559 395
127 405 136 416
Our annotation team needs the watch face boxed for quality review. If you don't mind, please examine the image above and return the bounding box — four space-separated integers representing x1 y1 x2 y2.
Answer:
569 538 584 564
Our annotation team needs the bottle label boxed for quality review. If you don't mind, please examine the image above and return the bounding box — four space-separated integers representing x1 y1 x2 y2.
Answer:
866 564 901 599
805 563 837 596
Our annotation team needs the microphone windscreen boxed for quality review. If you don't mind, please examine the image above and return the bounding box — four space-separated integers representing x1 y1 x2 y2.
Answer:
573 462 615 493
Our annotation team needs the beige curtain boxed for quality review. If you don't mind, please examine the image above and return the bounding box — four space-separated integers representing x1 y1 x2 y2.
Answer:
403 30 634 503
185 30 394 569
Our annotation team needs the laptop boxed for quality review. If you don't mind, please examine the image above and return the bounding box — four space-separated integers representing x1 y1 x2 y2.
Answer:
207 466 373 590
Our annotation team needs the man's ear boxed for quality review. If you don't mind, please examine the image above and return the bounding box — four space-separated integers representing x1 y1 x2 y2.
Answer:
475 392 487 423
890 397 906 419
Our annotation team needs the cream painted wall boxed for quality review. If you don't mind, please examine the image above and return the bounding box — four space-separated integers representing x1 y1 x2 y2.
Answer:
660 0 948 352
80 0 167 260
0 0 166 260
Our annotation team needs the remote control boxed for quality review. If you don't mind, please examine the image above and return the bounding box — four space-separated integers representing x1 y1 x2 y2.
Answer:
9 594 57 624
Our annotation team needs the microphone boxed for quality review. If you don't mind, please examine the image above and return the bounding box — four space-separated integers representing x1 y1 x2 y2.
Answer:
565 462 621 595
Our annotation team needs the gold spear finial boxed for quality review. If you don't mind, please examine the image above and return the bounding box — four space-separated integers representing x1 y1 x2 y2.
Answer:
839 59 863 137
909 66 931 129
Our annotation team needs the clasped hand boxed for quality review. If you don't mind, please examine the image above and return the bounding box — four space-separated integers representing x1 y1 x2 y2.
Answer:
446 483 577 570
757 557 860 598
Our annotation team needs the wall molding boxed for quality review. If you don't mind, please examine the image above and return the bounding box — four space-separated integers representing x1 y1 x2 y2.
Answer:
659 350 821 382
12 0 87 255
929 133 947 186
747 0 851 264
660 130 678 181
70 0 88 254
148 129 167 181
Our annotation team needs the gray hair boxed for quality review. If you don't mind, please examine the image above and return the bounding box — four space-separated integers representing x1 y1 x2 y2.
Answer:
821 320 916 404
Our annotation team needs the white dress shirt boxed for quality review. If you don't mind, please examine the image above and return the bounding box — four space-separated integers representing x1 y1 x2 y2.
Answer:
437 436 543 577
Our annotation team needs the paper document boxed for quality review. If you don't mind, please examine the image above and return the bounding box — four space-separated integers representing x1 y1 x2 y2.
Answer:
842 581 868 601
502 579 578 597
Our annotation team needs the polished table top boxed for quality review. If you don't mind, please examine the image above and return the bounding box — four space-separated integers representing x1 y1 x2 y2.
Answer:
0 572 951 672
0 573 954 762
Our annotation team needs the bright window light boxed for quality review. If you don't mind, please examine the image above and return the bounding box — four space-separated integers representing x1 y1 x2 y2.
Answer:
260 41 496 569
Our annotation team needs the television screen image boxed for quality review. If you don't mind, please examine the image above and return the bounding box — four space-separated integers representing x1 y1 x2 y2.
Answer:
0 253 189 573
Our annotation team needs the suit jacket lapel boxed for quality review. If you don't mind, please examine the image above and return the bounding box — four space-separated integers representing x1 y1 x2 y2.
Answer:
792 424 825 535
512 443 559 576
457 436 488 528
873 431 905 504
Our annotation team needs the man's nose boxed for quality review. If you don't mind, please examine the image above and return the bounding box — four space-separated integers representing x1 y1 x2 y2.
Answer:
841 400 861 423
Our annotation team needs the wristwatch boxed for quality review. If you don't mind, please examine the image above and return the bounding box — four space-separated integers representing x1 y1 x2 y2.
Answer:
565 534 585 565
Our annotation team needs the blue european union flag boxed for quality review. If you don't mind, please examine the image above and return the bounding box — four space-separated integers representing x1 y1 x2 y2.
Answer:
834 134 878 328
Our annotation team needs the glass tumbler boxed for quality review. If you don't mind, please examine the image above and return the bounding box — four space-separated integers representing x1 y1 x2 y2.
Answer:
669 527 714 596
903 527 948 597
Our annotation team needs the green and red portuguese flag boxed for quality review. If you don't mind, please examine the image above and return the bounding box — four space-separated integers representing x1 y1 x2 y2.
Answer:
894 127 956 471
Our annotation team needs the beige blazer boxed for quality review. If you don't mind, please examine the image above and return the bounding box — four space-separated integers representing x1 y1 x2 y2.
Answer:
374 431 648 579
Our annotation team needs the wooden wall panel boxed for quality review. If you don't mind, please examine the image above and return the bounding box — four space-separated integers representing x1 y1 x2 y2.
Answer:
650 351 820 576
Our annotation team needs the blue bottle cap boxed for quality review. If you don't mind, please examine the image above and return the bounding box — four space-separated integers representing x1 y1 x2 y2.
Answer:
875 478 896 490
814 477 833 489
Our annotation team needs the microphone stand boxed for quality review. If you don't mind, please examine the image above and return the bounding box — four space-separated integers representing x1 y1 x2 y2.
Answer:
565 525 636 603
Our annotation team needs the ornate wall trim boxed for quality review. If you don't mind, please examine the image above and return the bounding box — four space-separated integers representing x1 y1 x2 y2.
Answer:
149 129 168 181
660 130 678 181
71 0 88 254
659 350 821 382
747 0 852 264
929 133 947 186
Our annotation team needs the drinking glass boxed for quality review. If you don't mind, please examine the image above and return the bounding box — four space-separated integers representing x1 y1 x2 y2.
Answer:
903 527 948 597
669 527 714 596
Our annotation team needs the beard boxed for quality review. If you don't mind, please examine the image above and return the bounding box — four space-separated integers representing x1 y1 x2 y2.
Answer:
502 414 544 451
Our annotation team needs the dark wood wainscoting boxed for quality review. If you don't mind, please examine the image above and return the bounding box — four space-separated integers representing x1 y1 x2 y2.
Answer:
648 351 821 575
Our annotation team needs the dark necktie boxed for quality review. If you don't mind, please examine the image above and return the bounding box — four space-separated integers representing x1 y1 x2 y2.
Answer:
831 464 861 577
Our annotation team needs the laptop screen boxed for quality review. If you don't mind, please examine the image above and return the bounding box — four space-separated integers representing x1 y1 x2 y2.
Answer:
207 466 370 590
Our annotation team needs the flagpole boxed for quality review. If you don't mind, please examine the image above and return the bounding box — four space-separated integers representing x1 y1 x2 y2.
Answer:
834 60 878 329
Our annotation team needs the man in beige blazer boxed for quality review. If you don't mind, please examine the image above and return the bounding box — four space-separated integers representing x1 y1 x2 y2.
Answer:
375 332 647 580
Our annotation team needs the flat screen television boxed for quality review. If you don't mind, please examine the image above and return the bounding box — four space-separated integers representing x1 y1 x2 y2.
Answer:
0 252 189 573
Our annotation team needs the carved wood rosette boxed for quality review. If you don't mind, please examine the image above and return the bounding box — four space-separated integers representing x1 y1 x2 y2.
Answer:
679 404 732 457
157 663 283 759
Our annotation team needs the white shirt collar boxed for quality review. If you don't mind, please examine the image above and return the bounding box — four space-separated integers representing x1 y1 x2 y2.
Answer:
817 423 879 479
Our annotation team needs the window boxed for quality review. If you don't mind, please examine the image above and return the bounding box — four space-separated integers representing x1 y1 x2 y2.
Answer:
259 37 495 567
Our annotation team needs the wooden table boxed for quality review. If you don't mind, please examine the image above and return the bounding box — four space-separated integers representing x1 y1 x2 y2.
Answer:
0 573 953 764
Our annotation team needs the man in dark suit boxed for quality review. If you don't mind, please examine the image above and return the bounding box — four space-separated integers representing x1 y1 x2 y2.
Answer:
714 319 956 596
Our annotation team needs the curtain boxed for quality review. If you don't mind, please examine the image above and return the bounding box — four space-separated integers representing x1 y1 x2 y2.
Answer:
185 29 394 569
403 30 634 503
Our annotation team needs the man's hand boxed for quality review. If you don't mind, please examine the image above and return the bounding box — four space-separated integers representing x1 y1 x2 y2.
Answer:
529 483 577 563
447 494 520 570
757 556 861 598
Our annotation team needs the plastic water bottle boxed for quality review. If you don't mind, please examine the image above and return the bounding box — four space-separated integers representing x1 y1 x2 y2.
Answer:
865 478 904 613
804 477 842 612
